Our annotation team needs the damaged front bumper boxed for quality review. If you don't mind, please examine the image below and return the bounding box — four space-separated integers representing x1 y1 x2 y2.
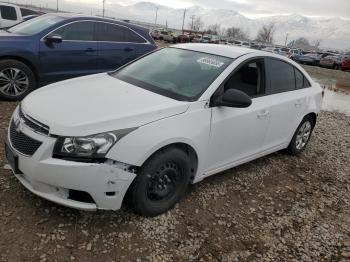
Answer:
6 110 137 211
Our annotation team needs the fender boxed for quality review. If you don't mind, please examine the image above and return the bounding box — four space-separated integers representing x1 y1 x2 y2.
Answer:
106 101 211 180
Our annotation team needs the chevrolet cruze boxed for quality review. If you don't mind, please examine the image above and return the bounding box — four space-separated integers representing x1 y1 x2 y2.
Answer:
5 44 323 217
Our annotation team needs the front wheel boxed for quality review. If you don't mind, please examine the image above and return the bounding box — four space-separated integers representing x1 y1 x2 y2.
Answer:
287 116 314 155
129 147 191 217
0 60 36 101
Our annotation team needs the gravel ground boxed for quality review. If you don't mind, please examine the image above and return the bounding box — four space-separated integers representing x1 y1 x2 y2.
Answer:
0 56 350 261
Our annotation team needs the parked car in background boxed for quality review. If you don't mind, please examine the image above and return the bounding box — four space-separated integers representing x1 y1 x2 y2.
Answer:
296 53 321 65
176 34 190 43
191 34 202 43
0 3 40 28
150 28 161 39
289 49 302 60
341 56 350 71
0 13 157 100
6 44 322 217
201 35 211 43
210 35 220 44
157 30 176 43
320 55 343 69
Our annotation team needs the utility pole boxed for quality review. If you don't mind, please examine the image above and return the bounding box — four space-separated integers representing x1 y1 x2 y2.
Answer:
56 0 58 11
190 15 195 30
102 0 106 17
284 32 289 46
154 7 158 27
181 9 186 34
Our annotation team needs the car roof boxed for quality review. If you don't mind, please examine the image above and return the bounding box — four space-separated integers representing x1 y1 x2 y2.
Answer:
175 43 256 58
53 13 148 31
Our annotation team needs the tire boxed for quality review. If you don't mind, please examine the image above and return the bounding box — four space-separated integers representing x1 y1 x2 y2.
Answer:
0 59 36 101
287 116 315 155
129 147 191 217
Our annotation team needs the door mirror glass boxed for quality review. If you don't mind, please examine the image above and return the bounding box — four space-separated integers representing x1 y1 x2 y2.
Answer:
45 34 63 44
217 89 252 108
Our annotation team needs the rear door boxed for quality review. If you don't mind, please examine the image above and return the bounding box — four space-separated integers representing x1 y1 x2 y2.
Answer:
262 58 310 151
95 22 149 72
39 21 99 84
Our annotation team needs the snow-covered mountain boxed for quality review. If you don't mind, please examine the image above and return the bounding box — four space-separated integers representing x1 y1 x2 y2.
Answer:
104 2 350 50
31 0 349 50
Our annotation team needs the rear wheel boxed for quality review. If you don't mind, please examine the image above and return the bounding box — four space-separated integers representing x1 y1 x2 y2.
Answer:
129 147 191 217
287 116 314 155
0 60 36 101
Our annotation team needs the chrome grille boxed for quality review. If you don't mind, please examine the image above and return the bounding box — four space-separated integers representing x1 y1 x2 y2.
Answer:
9 120 42 156
19 106 49 136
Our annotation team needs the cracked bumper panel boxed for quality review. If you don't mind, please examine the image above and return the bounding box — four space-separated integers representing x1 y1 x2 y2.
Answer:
7 117 136 211
13 156 136 211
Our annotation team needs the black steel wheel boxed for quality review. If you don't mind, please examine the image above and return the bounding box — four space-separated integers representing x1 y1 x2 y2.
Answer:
129 147 191 217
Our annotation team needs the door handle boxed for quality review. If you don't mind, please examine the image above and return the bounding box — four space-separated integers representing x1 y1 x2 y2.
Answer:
85 48 96 53
257 110 269 119
124 47 133 52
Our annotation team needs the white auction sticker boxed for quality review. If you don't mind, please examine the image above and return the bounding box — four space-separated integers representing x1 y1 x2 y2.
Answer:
197 57 225 68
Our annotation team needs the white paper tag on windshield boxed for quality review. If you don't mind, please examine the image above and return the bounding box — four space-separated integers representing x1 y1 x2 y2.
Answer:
197 57 225 68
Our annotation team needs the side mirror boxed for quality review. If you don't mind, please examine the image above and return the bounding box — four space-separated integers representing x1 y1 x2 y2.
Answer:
45 34 63 44
215 89 252 108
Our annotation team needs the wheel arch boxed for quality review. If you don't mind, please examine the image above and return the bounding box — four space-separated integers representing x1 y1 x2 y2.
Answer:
140 142 199 182
0 55 39 83
304 112 317 128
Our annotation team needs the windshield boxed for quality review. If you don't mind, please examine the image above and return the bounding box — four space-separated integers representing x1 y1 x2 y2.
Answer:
8 14 66 35
112 48 233 101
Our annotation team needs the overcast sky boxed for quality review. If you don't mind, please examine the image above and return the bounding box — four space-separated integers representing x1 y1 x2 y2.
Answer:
59 0 350 19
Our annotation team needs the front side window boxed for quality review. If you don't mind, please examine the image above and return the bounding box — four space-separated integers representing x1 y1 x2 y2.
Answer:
0 5 17 20
52 21 94 41
113 48 233 101
8 14 66 35
268 59 295 94
224 59 265 98
96 22 145 43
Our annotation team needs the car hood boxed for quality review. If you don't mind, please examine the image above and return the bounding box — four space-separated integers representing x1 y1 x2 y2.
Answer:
21 73 190 136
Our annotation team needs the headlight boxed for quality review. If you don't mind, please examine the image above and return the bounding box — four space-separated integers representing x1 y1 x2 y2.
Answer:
53 128 136 160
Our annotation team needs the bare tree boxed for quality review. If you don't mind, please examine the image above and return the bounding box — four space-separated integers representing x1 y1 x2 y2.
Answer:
226 26 248 40
191 17 204 31
313 39 322 49
294 37 310 46
255 23 275 44
206 24 221 35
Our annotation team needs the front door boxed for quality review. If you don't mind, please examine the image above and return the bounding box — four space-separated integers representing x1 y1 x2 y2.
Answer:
39 21 99 85
205 59 270 173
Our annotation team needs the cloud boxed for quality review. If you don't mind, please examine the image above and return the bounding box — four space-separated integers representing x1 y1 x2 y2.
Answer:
131 0 350 19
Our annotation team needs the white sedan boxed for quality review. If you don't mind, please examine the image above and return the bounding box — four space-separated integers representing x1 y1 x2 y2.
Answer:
5 44 322 217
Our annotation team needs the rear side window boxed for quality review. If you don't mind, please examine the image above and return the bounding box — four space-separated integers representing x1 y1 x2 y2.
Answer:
96 22 145 43
0 5 17 20
52 21 94 41
268 59 296 94
295 69 311 89
20 8 37 17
